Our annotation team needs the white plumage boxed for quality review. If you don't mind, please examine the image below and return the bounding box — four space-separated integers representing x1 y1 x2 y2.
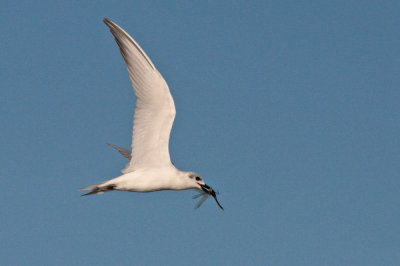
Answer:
104 19 176 173
81 18 223 210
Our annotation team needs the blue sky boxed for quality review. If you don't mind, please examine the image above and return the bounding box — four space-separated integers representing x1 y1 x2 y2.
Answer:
1 1 399 265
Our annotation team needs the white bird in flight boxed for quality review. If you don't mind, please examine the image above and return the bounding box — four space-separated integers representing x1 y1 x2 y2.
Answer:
81 18 223 210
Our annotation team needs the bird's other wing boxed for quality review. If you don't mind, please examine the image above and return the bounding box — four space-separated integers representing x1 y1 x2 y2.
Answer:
104 18 176 173
108 143 131 161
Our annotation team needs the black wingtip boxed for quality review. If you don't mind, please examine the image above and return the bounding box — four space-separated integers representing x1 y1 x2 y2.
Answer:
103 18 115 28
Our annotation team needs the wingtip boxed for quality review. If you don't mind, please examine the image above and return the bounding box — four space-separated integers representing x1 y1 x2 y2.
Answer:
103 18 114 27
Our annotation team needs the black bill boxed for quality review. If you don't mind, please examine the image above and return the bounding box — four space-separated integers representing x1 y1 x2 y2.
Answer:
201 184 224 210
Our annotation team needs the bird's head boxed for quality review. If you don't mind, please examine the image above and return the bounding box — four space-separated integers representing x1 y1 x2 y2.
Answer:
187 172 223 210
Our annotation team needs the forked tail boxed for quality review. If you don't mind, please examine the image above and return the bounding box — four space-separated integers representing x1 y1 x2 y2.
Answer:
80 182 116 196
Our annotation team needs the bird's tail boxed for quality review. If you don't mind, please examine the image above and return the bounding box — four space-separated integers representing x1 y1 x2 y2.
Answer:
80 182 116 196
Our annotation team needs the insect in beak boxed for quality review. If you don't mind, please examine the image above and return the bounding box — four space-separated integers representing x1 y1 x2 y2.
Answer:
199 184 224 210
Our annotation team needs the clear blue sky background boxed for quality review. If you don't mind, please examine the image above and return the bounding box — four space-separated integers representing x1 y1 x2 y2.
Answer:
1 1 399 265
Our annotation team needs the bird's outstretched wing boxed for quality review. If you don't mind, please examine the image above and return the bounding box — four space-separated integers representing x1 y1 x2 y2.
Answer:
104 18 176 173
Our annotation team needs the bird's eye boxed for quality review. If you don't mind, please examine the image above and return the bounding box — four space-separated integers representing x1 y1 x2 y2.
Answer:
195 176 201 181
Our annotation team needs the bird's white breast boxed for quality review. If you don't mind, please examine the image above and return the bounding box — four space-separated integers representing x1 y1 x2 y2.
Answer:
108 166 189 192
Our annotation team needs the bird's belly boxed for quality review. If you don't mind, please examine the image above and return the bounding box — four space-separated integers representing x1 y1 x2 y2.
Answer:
113 170 175 192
